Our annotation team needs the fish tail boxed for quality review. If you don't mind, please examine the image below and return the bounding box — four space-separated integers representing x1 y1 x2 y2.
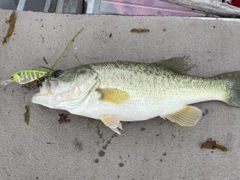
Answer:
217 71 240 107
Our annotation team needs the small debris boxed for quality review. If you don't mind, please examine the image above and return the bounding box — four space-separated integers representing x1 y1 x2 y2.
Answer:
74 138 81 151
43 57 48 64
58 113 70 124
46 142 55 144
24 105 30 125
109 33 112 38
130 28 150 33
2 11 17 44
201 138 228 152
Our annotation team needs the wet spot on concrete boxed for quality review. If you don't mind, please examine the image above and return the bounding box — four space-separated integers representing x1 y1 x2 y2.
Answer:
117 175 120 178
119 163 124 167
172 134 175 138
36 177 39 180
140 127 146 131
98 150 105 157
156 134 159 137
213 26 216 28
97 127 103 139
203 109 209 117
102 134 116 150
163 152 167 156
94 159 99 163
107 139 112 144
160 159 163 162
211 151 214 153
143 158 149 162
128 154 130 157
102 145 107 150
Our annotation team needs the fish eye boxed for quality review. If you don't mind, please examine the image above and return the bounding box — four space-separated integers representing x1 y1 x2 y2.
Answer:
52 70 63 78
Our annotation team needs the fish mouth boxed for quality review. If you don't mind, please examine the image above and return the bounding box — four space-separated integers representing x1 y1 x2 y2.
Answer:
32 79 61 107
36 79 57 96
32 72 100 110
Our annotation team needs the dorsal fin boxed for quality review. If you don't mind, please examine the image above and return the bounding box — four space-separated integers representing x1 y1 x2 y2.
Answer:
152 57 190 75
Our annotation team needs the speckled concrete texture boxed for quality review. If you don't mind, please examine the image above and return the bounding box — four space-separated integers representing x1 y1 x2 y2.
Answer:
1 9 240 180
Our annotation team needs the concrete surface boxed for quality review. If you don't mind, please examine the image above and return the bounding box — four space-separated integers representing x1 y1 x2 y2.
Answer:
1 9 240 180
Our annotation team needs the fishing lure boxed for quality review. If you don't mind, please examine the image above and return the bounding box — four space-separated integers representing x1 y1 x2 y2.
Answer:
1 28 84 86
2 69 47 85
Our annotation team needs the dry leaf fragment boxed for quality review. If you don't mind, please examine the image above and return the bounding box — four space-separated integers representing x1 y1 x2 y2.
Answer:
201 138 228 152
24 106 30 125
43 57 48 64
130 28 150 33
2 11 17 44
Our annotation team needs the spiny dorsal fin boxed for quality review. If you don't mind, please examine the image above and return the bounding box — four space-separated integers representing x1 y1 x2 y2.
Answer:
165 105 202 126
97 88 129 104
153 57 190 75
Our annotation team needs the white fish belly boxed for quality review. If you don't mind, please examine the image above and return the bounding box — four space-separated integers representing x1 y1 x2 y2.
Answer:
67 95 186 121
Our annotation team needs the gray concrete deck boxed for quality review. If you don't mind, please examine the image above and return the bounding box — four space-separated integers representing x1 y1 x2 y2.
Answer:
1 9 240 180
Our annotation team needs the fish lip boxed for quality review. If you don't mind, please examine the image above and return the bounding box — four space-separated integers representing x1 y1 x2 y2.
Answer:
37 79 51 95
36 78 59 95
32 79 56 99
32 79 61 106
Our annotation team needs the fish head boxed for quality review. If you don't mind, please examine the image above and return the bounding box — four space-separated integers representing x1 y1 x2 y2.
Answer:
32 65 98 109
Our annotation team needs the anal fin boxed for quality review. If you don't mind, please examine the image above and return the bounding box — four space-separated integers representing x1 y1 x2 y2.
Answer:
165 105 202 126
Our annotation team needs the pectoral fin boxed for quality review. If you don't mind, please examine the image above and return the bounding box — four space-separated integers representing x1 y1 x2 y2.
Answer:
97 88 129 104
165 106 202 126
100 114 122 135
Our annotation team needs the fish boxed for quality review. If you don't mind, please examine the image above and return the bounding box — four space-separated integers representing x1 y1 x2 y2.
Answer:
31 58 240 135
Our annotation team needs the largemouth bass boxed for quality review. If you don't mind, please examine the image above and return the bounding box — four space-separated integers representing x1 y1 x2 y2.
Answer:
32 58 240 134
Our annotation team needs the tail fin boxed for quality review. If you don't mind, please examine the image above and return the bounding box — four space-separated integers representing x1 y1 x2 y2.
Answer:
218 71 240 107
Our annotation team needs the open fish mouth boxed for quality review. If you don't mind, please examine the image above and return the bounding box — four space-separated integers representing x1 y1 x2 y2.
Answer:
36 79 58 96
31 79 62 107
